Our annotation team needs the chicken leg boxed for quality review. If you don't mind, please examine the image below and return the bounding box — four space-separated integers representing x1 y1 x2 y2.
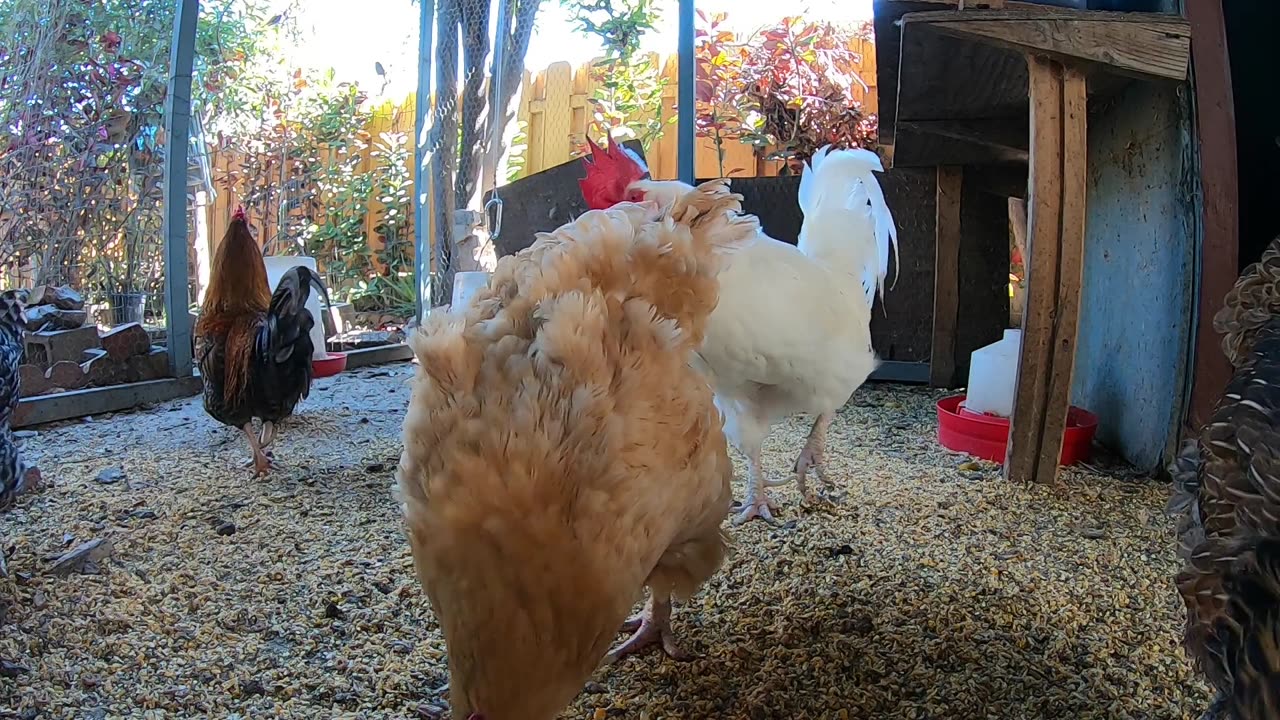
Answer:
731 446 779 525
790 412 838 505
240 424 274 476
604 592 690 664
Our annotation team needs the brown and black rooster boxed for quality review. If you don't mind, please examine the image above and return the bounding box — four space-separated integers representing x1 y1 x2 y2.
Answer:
1 289 40 578
1170 237 1280 720
195 207 330 476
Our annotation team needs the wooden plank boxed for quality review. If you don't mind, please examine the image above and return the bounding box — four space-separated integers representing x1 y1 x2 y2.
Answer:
899 119 1029 163
1005 55 1063 483
931 165 963 387
1185 0 1238 430
912 10 1191 82
1033 67 1087 485
13 377 203 428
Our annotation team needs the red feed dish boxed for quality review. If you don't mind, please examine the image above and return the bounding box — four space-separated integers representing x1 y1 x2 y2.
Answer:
312 352 348 379
936 394 1099 466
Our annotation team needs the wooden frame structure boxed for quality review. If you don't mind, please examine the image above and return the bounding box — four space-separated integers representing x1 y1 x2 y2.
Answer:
877 1 1192 482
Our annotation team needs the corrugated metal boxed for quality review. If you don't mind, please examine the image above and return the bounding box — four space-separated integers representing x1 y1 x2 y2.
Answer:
1071 82 1196 471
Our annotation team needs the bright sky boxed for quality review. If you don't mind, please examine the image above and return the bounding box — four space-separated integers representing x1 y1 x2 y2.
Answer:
277 0 874 102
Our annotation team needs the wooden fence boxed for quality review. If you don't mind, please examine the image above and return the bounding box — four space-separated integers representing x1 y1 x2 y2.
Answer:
515 38 878 179
199 37 878 269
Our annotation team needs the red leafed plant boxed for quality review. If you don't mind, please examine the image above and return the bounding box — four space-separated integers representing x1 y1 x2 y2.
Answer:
737 15 878 173
694 11 750 177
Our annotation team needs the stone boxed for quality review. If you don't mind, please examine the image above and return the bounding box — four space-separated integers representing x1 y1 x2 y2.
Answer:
18 364 52 397
25 325 101 366
333 330 394 349
25 305 88 331
46 538 113 577
28 285 85 311
100 322 149 360
46 360 88 390
125 347 168 382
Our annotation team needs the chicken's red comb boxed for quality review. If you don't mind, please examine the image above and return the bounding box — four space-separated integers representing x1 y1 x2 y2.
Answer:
232 205 247 222
579 136 648 211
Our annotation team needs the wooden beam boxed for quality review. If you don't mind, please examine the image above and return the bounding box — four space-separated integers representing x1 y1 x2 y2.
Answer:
931 165 963 387
900 119 1030 163
1005 55 1064 483
1185 0 1238 430
13 377 203 428
1033 67 1087 485
909 10 1191 82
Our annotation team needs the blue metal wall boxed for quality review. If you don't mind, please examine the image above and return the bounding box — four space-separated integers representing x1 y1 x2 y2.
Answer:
1070 81 1196 471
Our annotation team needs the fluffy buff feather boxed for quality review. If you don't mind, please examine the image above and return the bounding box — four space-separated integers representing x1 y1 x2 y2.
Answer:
397 181 757 720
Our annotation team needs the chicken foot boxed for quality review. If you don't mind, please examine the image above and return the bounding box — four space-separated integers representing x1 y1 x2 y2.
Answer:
239 424 274 476
730 447 779 525
604 592 690 664
788 412 839 505
240 422 277 470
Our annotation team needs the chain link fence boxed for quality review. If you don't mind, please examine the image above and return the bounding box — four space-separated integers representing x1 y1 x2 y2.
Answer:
418 0 539 307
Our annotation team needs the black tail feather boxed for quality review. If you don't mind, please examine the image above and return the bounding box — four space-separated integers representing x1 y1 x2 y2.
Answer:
257 266 331 365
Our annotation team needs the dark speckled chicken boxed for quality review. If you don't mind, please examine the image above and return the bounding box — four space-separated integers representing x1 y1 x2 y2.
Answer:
1169 236 1280 720
0 288 40 578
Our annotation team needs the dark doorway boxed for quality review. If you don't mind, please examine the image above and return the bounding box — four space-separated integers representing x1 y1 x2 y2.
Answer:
1224 2 1280 270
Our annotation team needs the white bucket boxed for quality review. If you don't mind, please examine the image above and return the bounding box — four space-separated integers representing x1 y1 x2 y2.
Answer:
262 255 329 361
452 271 492 311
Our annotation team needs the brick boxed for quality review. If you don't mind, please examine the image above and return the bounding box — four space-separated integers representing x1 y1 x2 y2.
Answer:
18 364 52 397
46 360 88 390
126 347 169 382
83 354 126 387
100 322 149 361
25 326 102 367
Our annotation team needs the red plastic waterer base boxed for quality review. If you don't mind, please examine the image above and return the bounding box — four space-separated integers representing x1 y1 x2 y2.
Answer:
312 352 348 379
936 394 1098 466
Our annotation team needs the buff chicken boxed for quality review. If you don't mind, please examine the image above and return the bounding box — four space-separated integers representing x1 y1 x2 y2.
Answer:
1169 236 1280 720
195 207 330 475
397 181 757 720
580 138 898 524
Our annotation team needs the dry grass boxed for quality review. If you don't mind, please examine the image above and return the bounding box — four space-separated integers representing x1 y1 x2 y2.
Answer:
1 366 1210 719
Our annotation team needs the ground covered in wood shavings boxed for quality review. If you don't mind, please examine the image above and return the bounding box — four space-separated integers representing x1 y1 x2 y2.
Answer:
2 366 1210 719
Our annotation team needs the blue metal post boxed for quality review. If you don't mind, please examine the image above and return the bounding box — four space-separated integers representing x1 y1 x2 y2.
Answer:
414 0 437 324
677 0 695 185
162 0 198 377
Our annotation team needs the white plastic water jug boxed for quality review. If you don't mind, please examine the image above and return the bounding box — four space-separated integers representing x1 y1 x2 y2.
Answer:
263 255 329 362
452 271 492 311
965 329 1022 417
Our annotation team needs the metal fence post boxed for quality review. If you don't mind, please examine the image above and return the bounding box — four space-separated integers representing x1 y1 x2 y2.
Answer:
162 0 199 377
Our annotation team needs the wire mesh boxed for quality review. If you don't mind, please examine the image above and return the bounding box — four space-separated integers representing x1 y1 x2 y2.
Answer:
418 0 539 307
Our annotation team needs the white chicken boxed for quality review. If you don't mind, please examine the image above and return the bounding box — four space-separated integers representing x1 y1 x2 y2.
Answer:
580 140 898 523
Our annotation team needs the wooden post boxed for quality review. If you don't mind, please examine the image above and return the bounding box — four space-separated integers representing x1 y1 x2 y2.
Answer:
1186 0 1238 430
1004 56 1087 484
931 166 963 387
1034 67 1088 484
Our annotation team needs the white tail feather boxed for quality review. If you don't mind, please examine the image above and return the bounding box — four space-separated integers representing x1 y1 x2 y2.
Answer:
797 145 899 306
